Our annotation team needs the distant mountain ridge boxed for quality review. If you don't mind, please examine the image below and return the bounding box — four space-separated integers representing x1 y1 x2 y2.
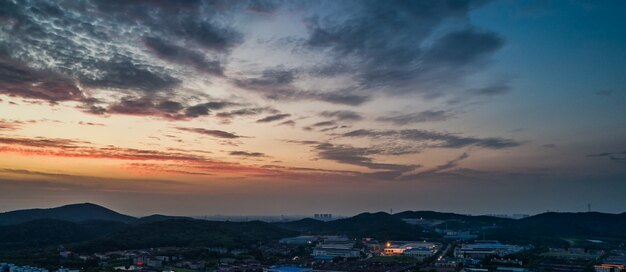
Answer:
0 203 136 226
134 214 193 224
0 203 193 226
275 212 432 240
0 203 625 253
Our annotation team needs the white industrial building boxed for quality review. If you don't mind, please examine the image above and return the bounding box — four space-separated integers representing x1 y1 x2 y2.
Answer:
454 241 526 259
312 236 360 259
383 241 438 260
279 235 316 245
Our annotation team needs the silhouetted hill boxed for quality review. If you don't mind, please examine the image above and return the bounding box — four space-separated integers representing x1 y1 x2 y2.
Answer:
1 204 625 254
75 219 297 253
394 210 513 229
0 203 136 226
0 219 128 247
275 217 325 230
394 210 471 220
135 214 193 224
276 212 428 240
508 212 626 237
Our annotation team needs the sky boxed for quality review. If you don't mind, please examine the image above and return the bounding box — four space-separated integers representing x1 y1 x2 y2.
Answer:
0 0 625 217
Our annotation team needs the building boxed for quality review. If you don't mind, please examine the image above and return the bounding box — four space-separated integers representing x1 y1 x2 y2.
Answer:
264 267 311 272
383 241 438 260
1 263 49 272
461 268 488 272
56 269 79 272
495 267 529 272
146 259 163 268
594 264 626 272
312 236 360 259
604 255 626 266
279 236 316 245
454 241 526 259
403 247 437 260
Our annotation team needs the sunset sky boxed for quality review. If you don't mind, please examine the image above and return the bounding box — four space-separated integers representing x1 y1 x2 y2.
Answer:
1 0 625 216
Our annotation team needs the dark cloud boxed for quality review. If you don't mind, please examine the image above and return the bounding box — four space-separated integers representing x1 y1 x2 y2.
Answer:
305 0 505 99
216 107 277 119
586 151 626 157
0 0 245 114
284 140 321 145
319 110 363 121
234 68 370 106
341 129 522 150
184 104 211 118
0 56 84 102
78 59 181 93
184 101 238 118
203 101 238 110
594 90 613 96
314 143 419 172
422 29 504 65
278 120 296 127
0 119 35 131
240 68 298 87
144 37 223 75
176 127 243 139
587 151 626 162
319 126 340 132
174 17 243 52
107 97 183 119
232 67 300 98
467 82 511 96
0 1 184 96
90 0 244 52
229 151 267 157
84 105 107 115
246 0 281 14
78 121 105 126
307 62 352 77
0 136 86 149
401 152 470 180
312 120 336 127
156 100 185 113
90 0 204 15
256 113 291 123
314 91 370 106
98 97 237 120
377 110 453 125
0 0 508 123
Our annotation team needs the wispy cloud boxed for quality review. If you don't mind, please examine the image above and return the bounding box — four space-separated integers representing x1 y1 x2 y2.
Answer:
341 129 522 150
377 110 454 125
229 151 267 158
176 127 244 139
587 150 626 162
256 113 291 123
319 110 363 121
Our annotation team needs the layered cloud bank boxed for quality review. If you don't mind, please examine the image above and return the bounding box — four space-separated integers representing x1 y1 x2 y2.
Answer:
0 0 624 214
